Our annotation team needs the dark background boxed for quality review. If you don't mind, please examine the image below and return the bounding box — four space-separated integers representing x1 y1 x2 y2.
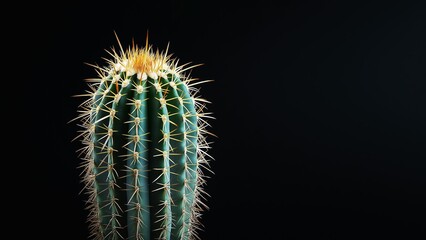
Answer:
23 0 426 239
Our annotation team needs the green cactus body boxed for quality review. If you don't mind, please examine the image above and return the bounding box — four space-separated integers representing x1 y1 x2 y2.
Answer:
75 36 213 240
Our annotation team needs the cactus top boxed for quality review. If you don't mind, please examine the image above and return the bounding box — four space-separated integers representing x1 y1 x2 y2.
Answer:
105 37 185 82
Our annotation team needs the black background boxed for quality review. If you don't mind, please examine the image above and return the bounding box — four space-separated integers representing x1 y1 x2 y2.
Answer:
23 0 426 239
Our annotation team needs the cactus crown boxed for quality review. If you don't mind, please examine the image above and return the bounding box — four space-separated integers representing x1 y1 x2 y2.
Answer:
108 35 176 79
73 33 214 240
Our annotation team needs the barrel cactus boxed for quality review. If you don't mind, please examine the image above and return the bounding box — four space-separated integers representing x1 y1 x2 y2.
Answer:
73 34 214 240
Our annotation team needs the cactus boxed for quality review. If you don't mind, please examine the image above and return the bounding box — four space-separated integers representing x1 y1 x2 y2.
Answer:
73 34 214 240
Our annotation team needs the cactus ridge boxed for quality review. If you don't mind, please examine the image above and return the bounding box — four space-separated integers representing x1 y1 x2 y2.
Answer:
73 34 213 240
